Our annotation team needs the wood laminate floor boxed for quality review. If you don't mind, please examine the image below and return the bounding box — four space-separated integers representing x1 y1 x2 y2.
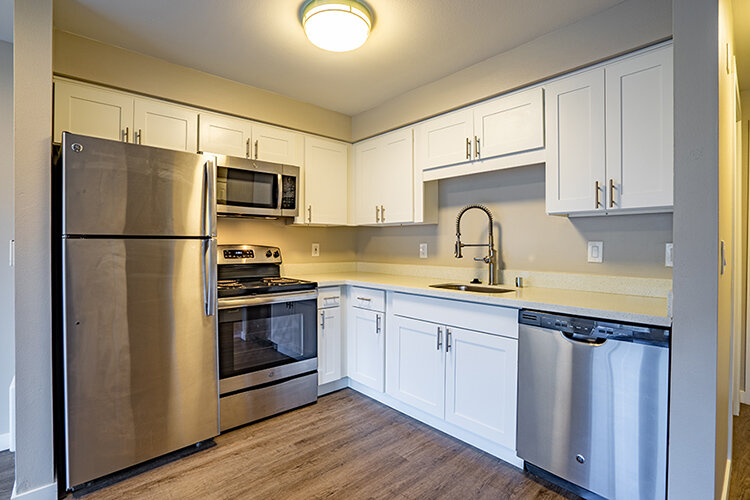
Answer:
731 404 750 499
0 451 14 500
78 389 578 499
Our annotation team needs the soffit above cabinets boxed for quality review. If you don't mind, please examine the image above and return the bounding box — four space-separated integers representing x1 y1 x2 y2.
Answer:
53 0 623 116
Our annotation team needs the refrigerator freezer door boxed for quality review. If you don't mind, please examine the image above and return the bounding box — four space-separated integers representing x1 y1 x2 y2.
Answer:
62 132 215 237
62 238 219 488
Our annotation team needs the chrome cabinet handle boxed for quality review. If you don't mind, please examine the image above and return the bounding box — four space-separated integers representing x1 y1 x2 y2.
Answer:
254 139 259 159
376 314 382 334
381 205 385 223
320 310 325 330
595 181 601 208
446 328 452 352
375 205 380 223
474 136 480 158
137 129 142 145
609 179 615 208
437 326 443 350
308 205 312 223
466 138 471 159
245 138 250 159
123 127 129 143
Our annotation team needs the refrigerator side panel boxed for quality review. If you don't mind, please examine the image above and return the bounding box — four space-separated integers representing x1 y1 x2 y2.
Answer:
63 238 219 488
62 132 212 237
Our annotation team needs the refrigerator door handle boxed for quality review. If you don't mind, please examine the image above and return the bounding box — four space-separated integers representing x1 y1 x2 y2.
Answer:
204 158 217 238
202 239 217 316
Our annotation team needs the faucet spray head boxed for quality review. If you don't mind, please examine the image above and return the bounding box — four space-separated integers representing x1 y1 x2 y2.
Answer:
455 237 463 258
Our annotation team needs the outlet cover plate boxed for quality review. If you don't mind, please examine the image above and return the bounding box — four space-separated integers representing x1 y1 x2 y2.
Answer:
419 243 428 259
587 241 603 263
665 243 673 267
312 243 320 257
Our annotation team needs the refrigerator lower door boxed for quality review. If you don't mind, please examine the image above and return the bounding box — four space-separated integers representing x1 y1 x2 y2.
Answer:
62 132 215 238
62 238 218 488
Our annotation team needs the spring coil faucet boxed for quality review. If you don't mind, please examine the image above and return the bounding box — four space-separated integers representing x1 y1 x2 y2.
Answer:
455 204 498 285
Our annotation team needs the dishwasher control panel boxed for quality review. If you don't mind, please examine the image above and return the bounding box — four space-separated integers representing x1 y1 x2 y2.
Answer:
519 310 669 346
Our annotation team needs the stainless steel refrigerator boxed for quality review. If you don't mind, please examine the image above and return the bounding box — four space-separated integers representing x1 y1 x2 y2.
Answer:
58 132 219 489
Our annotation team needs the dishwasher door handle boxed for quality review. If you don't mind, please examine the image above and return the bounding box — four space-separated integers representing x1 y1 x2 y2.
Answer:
562 331 607 345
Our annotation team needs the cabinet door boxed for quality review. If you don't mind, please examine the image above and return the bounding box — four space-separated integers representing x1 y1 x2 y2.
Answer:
378 129 414 224
415 109 474 170
473 87 544 160
54 80 133 143
544 68 606 214
605 46 673 211
304 137 348 225
386 316 445 418
318 307 342 385
252 124 303 166
134 99 198 152
353 140 380 224
198 113 252 157
348 308 385 392
445 327 517 450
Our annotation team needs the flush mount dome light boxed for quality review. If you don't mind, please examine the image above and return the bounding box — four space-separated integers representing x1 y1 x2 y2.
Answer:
301 0 373 52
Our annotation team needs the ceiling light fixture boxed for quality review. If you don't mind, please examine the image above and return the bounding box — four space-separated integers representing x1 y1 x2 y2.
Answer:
301 0 373 52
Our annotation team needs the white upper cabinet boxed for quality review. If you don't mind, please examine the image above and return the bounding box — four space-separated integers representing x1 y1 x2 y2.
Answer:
252 123 303 166
605 46 673 212
473 87 544 161
198 113 253 157
544 68 606 215
415 109 474 170
353 127 422 225
54 80 134 143
303 137 348 225
134 99 198 152
545 44 673 216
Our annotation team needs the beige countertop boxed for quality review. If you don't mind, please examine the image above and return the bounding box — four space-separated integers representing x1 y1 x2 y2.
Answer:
296 271 671 327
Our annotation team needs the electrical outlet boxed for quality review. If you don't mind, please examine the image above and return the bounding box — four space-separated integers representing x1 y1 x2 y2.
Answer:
587 241 603 263
312 243 320 257
419 243 428 259
665 243 673 267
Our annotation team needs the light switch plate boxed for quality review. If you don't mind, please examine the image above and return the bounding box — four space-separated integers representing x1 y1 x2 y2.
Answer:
665 243 673 267
587 241 603 263
419 243 428 259
312 243 320 257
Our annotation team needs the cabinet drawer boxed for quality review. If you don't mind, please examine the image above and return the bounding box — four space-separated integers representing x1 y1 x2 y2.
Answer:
318 287 341 308
392 292 517 339
350 287 385 312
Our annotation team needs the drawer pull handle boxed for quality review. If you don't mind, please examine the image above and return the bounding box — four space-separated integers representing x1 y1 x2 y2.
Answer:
356 297 372 301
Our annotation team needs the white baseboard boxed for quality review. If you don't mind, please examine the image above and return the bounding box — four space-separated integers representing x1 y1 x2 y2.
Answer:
318 378 348 396
0 432 9 451
721 458 731 500
11 482 57 500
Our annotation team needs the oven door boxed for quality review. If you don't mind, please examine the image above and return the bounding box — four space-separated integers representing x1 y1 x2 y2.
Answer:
216 158 283 217
218 290 317 394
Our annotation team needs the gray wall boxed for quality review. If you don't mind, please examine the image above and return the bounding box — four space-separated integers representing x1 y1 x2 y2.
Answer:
0 40 13 443
356 166 674 279
668 0 720 498
13 0 55 496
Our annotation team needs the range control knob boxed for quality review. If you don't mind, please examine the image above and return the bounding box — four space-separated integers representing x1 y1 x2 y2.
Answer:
273 250 280 258
265 250 272 258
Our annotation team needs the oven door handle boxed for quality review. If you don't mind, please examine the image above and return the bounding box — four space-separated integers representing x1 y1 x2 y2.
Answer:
218 290 318 310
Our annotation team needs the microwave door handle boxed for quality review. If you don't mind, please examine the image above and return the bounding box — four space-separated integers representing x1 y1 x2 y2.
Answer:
277 173 283 214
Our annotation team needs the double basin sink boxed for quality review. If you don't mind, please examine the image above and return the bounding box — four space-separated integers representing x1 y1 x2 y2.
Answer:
429 283 516 294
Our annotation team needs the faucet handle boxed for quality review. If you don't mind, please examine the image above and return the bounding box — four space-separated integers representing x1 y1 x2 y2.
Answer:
455 240 463 258
474 256 490 263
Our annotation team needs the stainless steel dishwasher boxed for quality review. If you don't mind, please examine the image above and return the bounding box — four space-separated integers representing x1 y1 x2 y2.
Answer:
517 310 669 500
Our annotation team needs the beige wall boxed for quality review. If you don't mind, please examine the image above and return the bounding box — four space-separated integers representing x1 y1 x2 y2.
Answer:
52 30 352 142
0 40 13 441
218 219 357 264
351 0 672 141
357 166 673 279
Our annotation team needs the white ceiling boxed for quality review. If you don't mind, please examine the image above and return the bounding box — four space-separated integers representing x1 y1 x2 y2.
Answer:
54 0 624 116
0 0 12 44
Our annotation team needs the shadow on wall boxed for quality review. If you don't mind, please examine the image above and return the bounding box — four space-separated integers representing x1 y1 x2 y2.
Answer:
356 165 674 278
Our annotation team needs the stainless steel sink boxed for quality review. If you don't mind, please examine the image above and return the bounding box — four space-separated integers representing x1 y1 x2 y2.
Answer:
429 283 516 294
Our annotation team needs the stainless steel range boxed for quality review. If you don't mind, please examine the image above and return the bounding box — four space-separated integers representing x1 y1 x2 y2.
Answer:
217 244 318 431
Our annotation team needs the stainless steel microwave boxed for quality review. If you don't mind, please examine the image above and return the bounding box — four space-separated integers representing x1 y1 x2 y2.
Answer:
212 155 299 218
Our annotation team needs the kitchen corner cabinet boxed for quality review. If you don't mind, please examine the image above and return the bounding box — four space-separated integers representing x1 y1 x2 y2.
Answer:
198 113 303 166
415 87 545 181
302 137 348 225
545 44 673 215
347 288 385 392
317 288 343 385
54 79 198 152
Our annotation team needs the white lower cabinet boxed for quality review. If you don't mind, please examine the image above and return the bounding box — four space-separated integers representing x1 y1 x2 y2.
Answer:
347 305 385 392
317 288 342 386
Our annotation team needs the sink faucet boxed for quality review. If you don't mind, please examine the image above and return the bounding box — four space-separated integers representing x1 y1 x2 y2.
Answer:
455 204 497 285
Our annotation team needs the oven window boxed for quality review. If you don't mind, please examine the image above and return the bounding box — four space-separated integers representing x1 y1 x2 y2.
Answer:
218 299 317 378
217 167 278 209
